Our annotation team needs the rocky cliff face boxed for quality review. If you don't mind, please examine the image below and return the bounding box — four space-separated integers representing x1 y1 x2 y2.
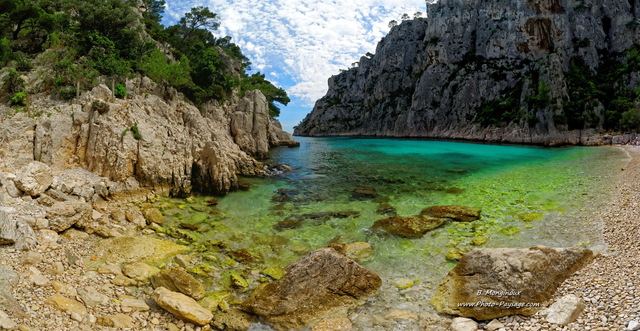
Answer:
295 0 640 145
0 77 298 197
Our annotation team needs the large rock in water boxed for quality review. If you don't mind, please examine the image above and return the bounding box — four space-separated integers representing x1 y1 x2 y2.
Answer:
242 248 382 330
431 246 593 320
371 215 446 238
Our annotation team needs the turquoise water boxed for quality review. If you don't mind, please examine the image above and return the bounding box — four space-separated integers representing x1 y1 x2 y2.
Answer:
155 137 625 323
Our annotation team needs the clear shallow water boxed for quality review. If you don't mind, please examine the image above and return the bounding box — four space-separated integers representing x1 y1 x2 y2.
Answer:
155 137 625 327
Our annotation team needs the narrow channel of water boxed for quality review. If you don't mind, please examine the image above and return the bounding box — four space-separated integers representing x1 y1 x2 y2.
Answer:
154 137 625 329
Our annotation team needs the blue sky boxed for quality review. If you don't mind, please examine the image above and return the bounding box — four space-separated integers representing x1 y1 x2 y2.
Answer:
162 0 426 132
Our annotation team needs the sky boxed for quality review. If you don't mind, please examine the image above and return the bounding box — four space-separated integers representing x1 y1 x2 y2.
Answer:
162 0 426 132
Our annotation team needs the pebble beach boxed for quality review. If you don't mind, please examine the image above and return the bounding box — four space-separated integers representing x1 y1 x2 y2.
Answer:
493 146 640 331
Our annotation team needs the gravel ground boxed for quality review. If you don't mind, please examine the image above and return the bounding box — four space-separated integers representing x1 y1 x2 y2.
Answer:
487 146 640 331
0 231 203 331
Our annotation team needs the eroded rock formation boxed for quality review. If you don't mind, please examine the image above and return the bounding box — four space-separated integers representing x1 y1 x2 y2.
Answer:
0 78 298 196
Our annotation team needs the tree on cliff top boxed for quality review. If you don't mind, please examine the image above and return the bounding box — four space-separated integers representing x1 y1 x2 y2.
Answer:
0 0 289 118
176 6 220 40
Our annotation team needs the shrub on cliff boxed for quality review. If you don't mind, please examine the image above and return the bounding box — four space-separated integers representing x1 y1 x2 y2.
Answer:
0 0 288 118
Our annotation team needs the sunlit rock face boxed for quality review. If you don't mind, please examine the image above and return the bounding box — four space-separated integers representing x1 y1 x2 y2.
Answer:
295 0 638 145
0 80 298 196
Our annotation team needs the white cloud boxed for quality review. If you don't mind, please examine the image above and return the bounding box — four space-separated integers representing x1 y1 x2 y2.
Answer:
165 0 426 103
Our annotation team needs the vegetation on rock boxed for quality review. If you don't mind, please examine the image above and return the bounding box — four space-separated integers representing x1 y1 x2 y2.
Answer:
0 0 288 116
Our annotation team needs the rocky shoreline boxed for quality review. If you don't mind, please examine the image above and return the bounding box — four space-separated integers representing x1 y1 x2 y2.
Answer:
1 92 638 331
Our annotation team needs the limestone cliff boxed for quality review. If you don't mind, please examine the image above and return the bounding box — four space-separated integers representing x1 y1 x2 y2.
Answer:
294 0 640 145
0 78 298 196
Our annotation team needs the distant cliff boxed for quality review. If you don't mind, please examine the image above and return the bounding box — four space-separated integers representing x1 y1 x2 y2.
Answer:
295 0 640 145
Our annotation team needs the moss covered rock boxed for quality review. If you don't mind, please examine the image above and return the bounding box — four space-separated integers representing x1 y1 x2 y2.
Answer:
372 215 446 238
93 236 189 265
242 248 381 330
151 267 205 300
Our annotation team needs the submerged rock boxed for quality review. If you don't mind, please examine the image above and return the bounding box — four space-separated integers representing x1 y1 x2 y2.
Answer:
376 203 397 215
329 241 372 260
275 211 361 231
421 205 481 222
242 248 381 330
431 246 594 320
372 215 446 238
351 188 377 200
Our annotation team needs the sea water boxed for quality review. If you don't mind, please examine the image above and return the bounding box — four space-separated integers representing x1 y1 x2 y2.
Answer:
155 137 625 327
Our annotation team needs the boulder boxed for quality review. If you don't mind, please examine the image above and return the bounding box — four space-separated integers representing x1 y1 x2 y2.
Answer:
97 313 134 328
77 286 109 307
372 215 446 238
142 207 164 224
46 201 92 232
45 293 88 319
122 262 160 282
431 246 594 320
242 248 381 330
485 319 505 331
0 208 37 250
545 294 585 325
0 173 22 198
421 205 481 222
210 309 256 331
152 287 213 326
121 298 150 312
0 310 16 329
93 236 189 265
151 267 205 300
451 317 478 331
14 161 53 197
